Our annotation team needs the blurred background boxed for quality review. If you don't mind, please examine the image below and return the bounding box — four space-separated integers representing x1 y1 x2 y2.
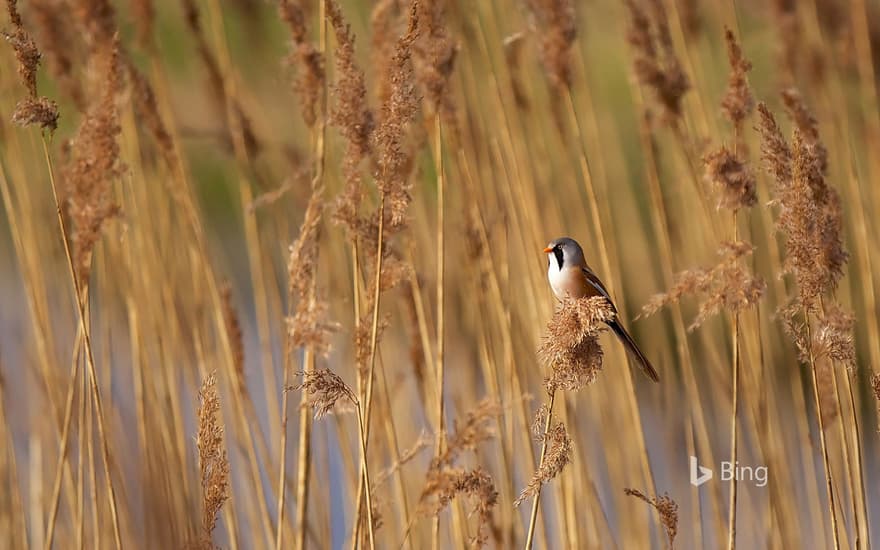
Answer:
1 0 879 548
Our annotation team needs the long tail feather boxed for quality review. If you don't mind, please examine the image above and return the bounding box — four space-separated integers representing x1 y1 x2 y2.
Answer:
607 319 659 383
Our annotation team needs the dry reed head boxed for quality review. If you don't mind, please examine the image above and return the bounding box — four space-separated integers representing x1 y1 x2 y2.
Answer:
525 0 576 91
11 96 60 131
539 296 615 392
756 102 791 184
196 373 230 546
292 368 356 418
757 102 847 311
420 467 498 548
4 0 39 97
641 241 765 330
287 296 337 357
413 0 457 118
514 420 572 507
182 0 259 156
71 0 117 50
373 0 420 228
419 399 500 547
279 0 325 128
436 398 501 467
63 36 123 285
30 0 86 109
327 0 374 236
624 488 679 547
287 189 323 300
625 0 690 123
720 28 753 130
872 374 880 410
4 0 60 130
703 146 757 210
287 189 336 356
812 303 856 368
770 0 800 83
369 0 402 109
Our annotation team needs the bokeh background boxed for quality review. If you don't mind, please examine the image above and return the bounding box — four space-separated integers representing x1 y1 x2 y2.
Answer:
1 0 879 548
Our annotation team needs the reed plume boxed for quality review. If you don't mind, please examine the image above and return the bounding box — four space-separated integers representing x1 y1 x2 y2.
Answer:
624 488 679 548
514 419 572 507
195 373 231 548
279 0 324 128
4 0 59 130
720 28 754 137
640 241 764 330
292 368 357 419
624 0 690 122
525 0 575 91
419 399 501 547
62 37 123 285
539 296 616 391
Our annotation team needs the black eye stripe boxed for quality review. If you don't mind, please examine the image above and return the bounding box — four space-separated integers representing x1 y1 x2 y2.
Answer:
553 247 564 270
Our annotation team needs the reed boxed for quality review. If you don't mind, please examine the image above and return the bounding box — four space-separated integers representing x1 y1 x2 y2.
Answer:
2 0 880 548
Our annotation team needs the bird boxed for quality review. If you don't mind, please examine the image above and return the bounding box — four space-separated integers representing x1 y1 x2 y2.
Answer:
543 237 659 382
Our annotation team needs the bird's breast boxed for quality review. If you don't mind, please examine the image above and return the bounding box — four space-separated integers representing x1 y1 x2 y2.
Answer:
548 266 590 300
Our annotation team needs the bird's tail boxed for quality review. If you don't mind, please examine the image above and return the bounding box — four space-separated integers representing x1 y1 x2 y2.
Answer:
607 319 659 383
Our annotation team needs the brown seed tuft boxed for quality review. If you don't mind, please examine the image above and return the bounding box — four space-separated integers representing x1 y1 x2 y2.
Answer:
196 373 231 546
63 37 124 285
11 96 59 131
287 189 336 356
812 304 856 368
720 28 754 130
871 374 880 409
624 488 679 547
182 0 260 156
327 0 374 236
514 421 572 507
756 102 791 185
641 241 765 330
279 0 325 128
30 0 86 109
287 190 323 300
419 399 501 548
413 0 457 119
526 0 576 91
703 145 757 210
373 0 421 228
758 101 848 322
420 467 498 548
3 25 41 98
291 368 357 419
625 0 690 122
539 296 616 392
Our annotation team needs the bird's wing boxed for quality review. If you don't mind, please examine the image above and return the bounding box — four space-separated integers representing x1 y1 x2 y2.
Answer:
581 267 617 313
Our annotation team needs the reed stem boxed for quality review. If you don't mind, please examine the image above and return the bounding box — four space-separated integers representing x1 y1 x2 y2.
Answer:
524 390 557 550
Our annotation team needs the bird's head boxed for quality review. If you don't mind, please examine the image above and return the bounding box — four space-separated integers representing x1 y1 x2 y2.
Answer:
543 237 585 270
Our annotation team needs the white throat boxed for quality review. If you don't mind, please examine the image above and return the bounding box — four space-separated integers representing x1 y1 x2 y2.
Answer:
547 253 566 299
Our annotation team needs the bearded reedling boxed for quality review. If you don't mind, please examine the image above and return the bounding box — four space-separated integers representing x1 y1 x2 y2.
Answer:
544 237 659 382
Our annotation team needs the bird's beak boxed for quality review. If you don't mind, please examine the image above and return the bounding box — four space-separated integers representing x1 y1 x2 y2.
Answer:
542 246 553 254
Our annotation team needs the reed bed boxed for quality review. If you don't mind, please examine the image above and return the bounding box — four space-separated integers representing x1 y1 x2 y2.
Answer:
1 0 879 548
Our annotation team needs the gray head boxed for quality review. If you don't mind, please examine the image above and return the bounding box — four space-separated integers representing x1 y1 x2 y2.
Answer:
543 237 585 270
